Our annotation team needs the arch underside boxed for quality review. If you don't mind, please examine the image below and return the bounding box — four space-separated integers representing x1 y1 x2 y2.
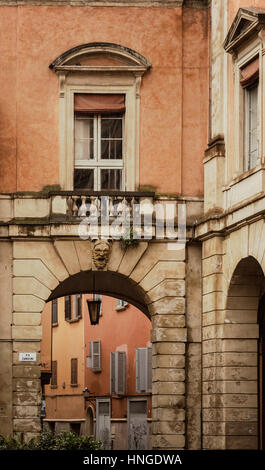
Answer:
47 270 150 318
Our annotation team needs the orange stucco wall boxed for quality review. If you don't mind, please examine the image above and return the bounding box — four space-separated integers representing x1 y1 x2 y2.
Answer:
41 294 152 421
228 0 265 24
0 5 208 196
84 295 152 419
42 296 85 420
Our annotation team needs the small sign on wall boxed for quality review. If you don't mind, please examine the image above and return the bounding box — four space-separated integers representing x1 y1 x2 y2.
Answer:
19 352 37 362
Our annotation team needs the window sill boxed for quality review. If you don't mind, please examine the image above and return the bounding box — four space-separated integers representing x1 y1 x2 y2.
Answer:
66 316 82 324
50 385 58 389
224 161 265 190
222 163 265 209
52 322 59 327
70 384 79 388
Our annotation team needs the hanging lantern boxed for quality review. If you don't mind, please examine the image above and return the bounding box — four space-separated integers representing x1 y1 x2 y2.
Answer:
87 299 101 325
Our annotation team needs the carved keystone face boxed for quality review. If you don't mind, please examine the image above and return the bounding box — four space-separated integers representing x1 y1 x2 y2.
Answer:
92 239 111 270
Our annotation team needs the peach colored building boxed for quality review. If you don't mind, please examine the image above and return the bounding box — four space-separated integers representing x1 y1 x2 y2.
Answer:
41 294 152 449
1 0 265 451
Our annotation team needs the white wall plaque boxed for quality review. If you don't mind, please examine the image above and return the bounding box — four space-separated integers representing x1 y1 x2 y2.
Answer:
19 352 37 362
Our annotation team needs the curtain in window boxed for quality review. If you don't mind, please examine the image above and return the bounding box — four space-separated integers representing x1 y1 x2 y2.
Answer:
74 94 125 114
240 57 259 88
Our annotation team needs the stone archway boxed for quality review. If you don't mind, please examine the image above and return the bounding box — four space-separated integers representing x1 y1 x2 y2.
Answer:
12 238 186 449
202 254 264 450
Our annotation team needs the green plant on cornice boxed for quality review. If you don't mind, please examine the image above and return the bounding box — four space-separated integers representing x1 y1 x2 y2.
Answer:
120 225 139 249
42 184 62 193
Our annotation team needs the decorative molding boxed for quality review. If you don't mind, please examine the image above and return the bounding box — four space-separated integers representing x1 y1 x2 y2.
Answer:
92 239 112 270
224 7 265 54
49 42 152 73
1 1 211 9
203 135 225 164
59 73 66 98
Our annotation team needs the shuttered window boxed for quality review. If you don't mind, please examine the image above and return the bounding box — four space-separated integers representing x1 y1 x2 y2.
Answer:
136 347 152 393
110 351 126 395
52 299 58 325
91 341 101 372
244 82 259 170
241 57 259 170
65 296 72 321
115 299 128 311
71 358 78 386
73 294 82 319
51 360 57 387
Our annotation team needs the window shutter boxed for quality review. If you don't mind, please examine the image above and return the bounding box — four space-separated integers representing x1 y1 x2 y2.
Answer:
110 352 116 394
116 351 126 395
110 351 126 395
71 358 78 385
147 347 152 393
136 347 152 393
51 360 57 387
136 348 141 393
52 299 58 324
136 348 147 393
91 340 101 372
116 299 128 311
65 296 71 321
77 294 82 317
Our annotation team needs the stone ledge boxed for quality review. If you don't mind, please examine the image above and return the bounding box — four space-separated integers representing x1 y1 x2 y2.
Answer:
0 0 209 8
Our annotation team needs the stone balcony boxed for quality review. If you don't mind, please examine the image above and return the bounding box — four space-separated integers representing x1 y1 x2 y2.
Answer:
0 191 203 241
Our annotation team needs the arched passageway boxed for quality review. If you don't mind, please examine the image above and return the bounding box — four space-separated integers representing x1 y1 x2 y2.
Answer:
224 256 265 449
11 238 187 449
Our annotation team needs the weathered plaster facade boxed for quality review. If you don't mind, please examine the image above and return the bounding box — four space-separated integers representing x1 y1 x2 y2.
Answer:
0 0 265 451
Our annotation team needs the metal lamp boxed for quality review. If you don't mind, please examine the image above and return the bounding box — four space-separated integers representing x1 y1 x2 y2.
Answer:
87 299 101 325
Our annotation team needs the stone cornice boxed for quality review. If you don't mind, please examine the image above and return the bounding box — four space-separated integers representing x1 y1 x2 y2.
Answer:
0 0 209 8
195 193 265 241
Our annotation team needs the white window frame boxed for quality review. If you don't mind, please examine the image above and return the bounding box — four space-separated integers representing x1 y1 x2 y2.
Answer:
60 80 140 191
74 113 125 190
244 81 259 171
51 43 151 192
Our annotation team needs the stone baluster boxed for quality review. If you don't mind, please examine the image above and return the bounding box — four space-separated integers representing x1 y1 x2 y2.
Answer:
72 196 79 216
109 195 115 217
78 195 88 217
66 196 74 216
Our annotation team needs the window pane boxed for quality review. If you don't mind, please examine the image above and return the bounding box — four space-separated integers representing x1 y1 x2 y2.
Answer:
101 116 123 160
101 169 122 190
245 83 259 170
75 117 94 160
101 116 122 138
98 402 109 414
74 169 94 190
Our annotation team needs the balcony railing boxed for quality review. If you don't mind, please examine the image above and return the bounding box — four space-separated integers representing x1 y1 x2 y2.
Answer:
64 191 153 218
